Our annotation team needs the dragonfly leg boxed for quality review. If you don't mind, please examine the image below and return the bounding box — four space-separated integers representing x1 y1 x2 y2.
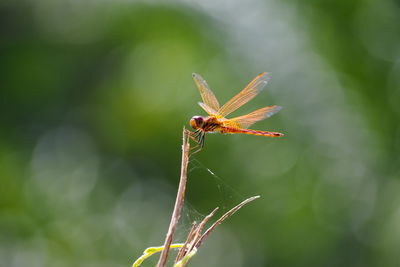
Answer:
190 144 201 155
186 129 199 142
186 129 205 154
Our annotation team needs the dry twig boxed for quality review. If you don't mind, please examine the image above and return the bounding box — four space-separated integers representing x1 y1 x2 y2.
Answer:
174 196 260 267
195 195 260 249
157 128 191 267
174 222 198 264
175 207 219 264
154 128 260 267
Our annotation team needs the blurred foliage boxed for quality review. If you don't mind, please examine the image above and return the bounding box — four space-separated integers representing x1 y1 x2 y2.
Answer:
1 0 400 267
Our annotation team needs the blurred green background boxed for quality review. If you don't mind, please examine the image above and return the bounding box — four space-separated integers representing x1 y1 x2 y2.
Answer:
1 0 400 266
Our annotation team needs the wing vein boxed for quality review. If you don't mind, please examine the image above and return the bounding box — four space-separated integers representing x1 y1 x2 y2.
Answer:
230 105 282 129
192 73 220 114
217 72 271 117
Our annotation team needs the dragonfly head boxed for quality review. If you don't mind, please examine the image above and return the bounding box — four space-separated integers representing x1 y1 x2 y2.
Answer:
190 116 204 129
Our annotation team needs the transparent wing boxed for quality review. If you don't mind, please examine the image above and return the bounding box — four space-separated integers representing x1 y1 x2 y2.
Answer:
198 102 219 115
229 105 282 129
218 72 272 117
192 73 220 112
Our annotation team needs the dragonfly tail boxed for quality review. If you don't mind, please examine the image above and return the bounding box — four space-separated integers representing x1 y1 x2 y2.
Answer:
226 128 284 137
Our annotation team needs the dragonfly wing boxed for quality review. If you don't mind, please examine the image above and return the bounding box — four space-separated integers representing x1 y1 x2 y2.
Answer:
198 102 219 115
217 72 272 117
192 73 220 113
230 105 282 129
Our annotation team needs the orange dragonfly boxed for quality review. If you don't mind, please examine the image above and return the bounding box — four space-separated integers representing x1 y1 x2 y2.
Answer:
189 72 283 148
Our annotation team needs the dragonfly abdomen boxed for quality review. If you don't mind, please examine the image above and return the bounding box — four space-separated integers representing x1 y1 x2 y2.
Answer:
221 127 283 137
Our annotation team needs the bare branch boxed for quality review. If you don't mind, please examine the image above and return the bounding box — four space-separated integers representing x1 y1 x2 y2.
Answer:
187 207 219 253
174 222 198 264
195 196 260 249
157 128 191 267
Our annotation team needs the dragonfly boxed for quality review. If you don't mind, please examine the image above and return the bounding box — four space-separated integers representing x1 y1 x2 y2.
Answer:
189 72 283 149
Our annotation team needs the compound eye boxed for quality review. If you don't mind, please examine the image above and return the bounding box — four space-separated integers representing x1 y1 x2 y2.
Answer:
190 116 204 129
195 116 204 125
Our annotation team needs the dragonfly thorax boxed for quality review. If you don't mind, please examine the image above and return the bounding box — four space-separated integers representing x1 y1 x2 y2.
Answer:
190 116 205 129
